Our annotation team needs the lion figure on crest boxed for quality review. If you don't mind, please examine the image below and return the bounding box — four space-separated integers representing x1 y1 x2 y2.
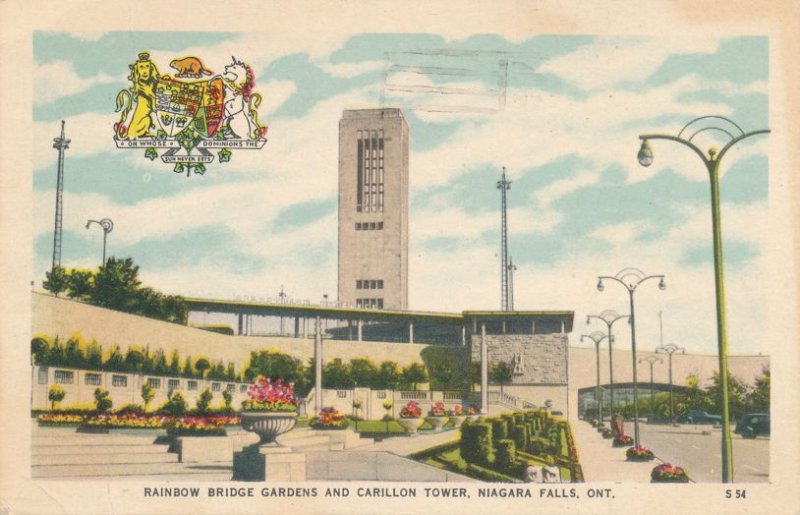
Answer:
114 52 159 139
221 57 266 140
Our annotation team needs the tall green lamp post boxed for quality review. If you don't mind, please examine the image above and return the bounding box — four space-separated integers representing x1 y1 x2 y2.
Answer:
587 310 629 415
637 115 769 482
597 268 665 447
581 331 609 422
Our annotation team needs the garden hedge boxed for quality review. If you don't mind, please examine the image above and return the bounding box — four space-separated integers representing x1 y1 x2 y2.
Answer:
460 422 494 466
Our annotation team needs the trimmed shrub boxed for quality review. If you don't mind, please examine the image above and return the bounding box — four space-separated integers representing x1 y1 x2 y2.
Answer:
196 388 213 413
94 388 112 413
496 439 517 470
158 392 187 416
512 424 529 453
460 422 494 466
48 384 66 409
490 418 509 444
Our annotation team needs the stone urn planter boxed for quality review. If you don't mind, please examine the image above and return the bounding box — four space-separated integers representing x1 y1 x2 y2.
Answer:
466 414 481 423
397 417 423 434
240 412 298 445
449 415 467 428
425 416 447 432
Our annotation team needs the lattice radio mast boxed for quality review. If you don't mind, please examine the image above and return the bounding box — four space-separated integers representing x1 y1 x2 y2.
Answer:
497 167 511 311
51 120 70 270
508 257 517 311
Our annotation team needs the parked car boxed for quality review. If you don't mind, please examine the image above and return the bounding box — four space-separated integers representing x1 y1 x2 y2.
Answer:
735 413 770 438
676 410 723 425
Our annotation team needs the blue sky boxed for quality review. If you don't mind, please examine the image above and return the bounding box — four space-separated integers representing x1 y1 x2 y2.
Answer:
32 32 770 355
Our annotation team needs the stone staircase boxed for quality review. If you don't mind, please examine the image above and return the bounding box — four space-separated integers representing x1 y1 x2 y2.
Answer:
31 428 232 480
275 427 374 452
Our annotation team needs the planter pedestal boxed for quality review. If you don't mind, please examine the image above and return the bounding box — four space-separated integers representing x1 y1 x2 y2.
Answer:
426 416 447 432
449 415 466 428
397 417 423 435
233 445 306 481
234 412 304 481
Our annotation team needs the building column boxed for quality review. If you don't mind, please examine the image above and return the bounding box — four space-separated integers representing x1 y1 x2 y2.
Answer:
237 313 244 336
480 323 488 415
357 320 363 342
303 318 308 339
560 319 566 333
461 326 466 346
408 322 414 344
294 317 300 338
314 317 323 415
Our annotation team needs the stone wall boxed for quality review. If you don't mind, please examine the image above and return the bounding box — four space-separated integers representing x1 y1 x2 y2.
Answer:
470 333 568 385
32 293 462 370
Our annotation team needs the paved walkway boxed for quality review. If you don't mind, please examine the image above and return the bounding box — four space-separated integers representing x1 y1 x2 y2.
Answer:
570 418 657 482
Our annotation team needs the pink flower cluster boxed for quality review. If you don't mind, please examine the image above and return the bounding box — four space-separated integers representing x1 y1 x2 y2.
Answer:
466 404 480 415
243 376 299 412
400 400 422 418
429 402 447 416
449 405 463 416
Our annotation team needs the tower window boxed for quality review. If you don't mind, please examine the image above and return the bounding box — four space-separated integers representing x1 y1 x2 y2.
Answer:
356 129 384 213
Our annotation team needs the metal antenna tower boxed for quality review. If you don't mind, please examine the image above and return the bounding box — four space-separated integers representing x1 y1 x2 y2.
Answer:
507 257 517 311
497 166 511 310
51 120 70 270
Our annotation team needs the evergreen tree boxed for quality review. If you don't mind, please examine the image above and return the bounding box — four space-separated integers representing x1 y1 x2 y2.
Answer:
182 356 194 378
105 344 124 371
402 362 428 391
86 340 103 370
194 357 211 378
43 266 68 296
67 269 94 300
168 349 181 376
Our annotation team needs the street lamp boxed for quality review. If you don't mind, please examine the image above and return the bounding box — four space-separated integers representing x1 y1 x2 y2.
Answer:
85 218 114 264
656 343 685 424
586 309 629 413
581 331 609 422
597 268 665 447
639 355 662 420
638 115 768 482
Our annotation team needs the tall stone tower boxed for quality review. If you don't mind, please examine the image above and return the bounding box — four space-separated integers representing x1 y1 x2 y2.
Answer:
338 108 409 310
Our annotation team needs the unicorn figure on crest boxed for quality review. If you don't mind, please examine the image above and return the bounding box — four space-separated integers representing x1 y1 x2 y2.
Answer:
221 56 266 140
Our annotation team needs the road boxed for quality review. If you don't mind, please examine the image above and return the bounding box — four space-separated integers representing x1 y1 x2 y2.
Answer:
638 423 769 483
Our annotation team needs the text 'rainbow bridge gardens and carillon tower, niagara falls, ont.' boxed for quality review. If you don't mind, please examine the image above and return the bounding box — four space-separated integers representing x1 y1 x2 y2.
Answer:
30 33 770 488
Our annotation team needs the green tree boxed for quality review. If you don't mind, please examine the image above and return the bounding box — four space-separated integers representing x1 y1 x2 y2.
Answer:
124 346 146 373
43 266 69 296
63 335 85 368
376 361 402 390
92 257 141 311
48 384 66 409
244 350 305 383
322 358 353 389
162 295 189 324
402 362 428 391
747 366 770 412
85 339 103 369
105 344 124 371
182 356 194 378
349 358 377 387
226 362 237 381
152 349 169 375
31 336 49 365
46 336 65 366
222 390 233 409
141 383 155 410
66 269 94 300
490 362 513 394
706 370 750 421
168 349 181 376
194 357 211 378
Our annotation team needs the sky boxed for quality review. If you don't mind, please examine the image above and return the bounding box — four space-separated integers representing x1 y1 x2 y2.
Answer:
32 31 770 357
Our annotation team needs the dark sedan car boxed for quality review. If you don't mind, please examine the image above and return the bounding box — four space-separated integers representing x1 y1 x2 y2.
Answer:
735 413 770 438
676 410 723 425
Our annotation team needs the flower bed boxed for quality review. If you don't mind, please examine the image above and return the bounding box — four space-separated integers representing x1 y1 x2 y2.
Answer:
310 407 349 430
66 412 241 430
37 413 84 426
166 416 227 437
612 434 634 447
626 445 655 461
651 463 690 483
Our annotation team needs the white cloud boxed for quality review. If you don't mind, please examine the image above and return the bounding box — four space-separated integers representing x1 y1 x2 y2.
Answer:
34 60 117 105
537 37 720 91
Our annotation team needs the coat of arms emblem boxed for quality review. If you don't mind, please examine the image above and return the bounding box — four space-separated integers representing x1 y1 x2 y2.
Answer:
113 52 268 176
